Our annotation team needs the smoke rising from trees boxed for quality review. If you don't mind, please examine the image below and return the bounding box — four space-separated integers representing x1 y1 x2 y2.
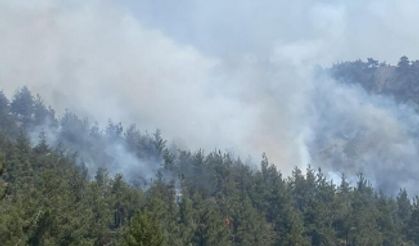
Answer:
2 0 419 194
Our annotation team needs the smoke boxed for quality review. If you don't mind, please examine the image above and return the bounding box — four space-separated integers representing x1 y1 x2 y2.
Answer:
307 74 419 194
120 0 419 63
28 114 164 184
2 0 419 194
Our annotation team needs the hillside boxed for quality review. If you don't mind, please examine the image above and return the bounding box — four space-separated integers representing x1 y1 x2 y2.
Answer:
1 87 419 245
331 56 419 107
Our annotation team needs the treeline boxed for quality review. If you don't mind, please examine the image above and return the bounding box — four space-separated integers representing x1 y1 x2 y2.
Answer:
1 88 419 245
0 87 166 186
331 56 419 107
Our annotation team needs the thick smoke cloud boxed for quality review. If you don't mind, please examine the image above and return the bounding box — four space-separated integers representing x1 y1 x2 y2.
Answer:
307 75 419 194
1 0 419 194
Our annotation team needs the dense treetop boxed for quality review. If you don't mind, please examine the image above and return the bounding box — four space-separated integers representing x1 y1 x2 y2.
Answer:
1 83 419 245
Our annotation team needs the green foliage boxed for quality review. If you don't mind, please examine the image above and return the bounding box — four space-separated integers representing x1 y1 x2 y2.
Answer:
331 56 419 107
408 198 419 245
123 212 163 246
0 87 418 245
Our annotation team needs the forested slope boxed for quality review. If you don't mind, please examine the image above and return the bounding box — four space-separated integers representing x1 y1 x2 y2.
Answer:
1 87 419 245
331 56 419 107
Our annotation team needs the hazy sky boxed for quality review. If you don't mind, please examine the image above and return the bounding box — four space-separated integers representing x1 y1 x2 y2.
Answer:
118 0 419 63
2 0 419 192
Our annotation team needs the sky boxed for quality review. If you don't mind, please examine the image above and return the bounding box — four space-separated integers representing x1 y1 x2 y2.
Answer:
118 0 419 63
2 0 419 193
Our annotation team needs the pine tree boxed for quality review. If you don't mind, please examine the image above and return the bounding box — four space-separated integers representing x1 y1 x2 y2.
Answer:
193 200 231 246
123 212 163 246
407 198 419 244
10 87 34 128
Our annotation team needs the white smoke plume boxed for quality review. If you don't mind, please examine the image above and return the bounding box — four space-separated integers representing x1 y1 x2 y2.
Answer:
1 0 419 194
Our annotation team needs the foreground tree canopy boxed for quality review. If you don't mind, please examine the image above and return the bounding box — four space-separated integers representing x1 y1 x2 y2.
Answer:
2 59 419 245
